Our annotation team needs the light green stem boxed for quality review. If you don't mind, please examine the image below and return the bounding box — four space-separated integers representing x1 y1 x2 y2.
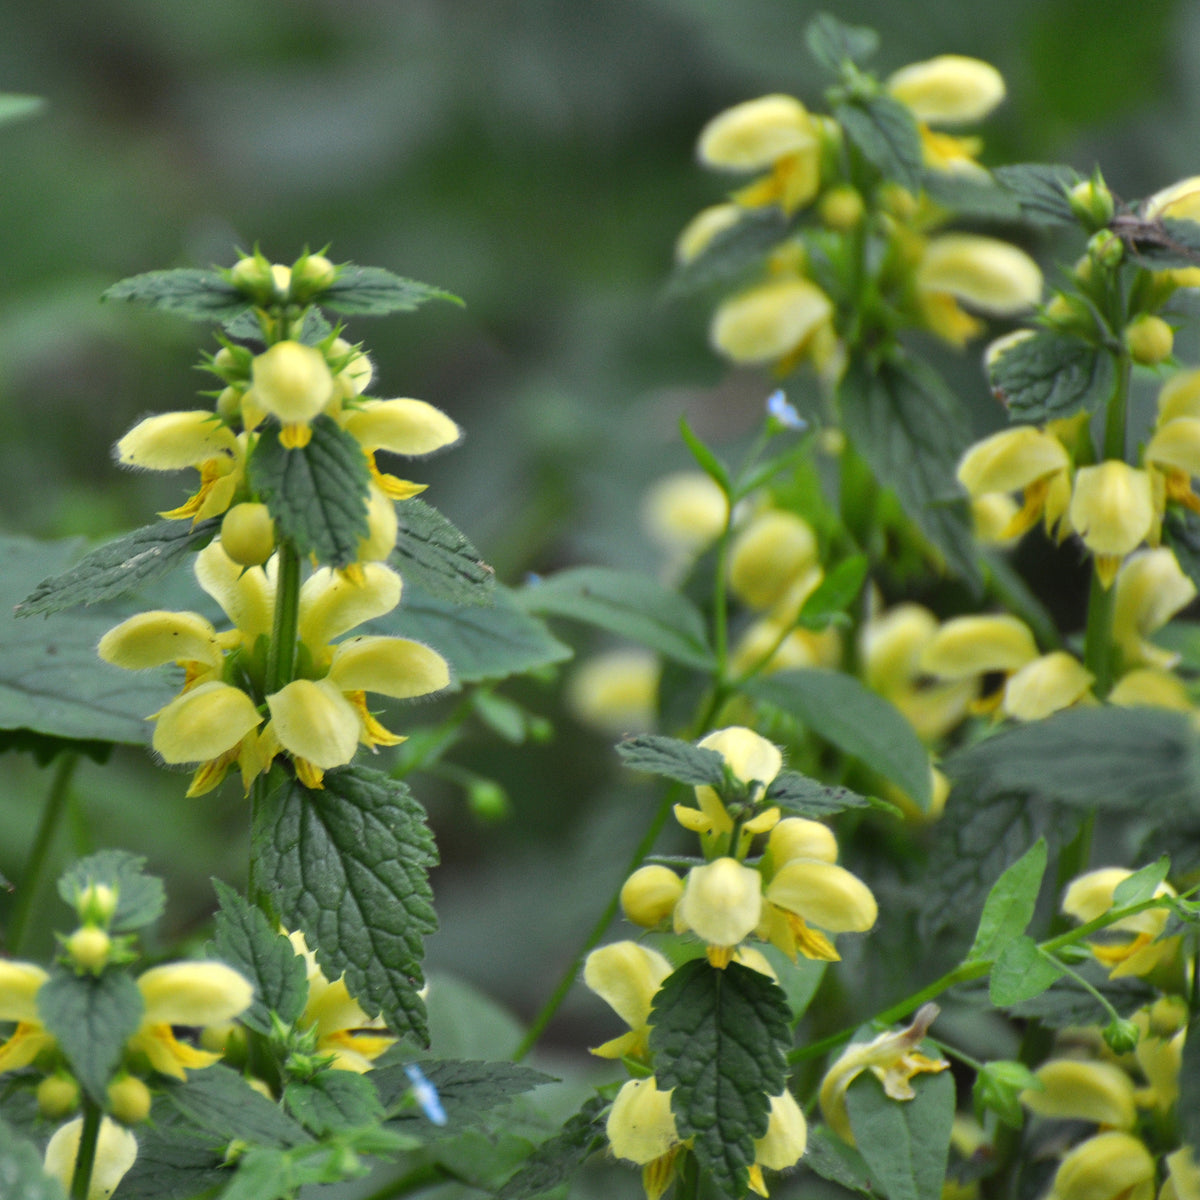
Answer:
7 752 79 956
70 1096 103 1200
265 539 302 695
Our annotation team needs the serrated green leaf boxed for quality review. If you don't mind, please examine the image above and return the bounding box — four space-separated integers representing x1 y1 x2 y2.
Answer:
795 555 867 630
320 266 462 316
1178 1016 1200 1151
919 171 1022 221
375 1058 553 1127
1163 508 1200 591
615 734 727 788
839 356 980 588
1002 968 1154 1026
836 95 922 192
802 1125 875 1195
284 1070 384 1136
650 959 790 1197
989 936 1064 1006
37 969 144 1102
253 765 438 1043
209 879 308 1034
764 770 870 818
393 499 494 606
992 164 1082 226
377 581 570 684
519 567 714 670
0 536 180 748
845 1067 954 1200
805 13 879 72
57 850 165 933
967 839 1047 963
103 269 250 322
679 417 732 495
248 415 371 568
16 519 219 617
1112 857 1171 907
987 329 1115 422
116 1107 228 1198
745 669 932 810
0 1115 66 1200
161 1063 310 1148
494 1094 608 1200
0 93 45 125
665 207 792 299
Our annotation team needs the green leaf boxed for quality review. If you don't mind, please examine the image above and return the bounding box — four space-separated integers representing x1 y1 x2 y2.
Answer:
320 266 462 316
615 734 727 788
393 499 494 605
37 968 144 1103
973 1060 1042 1129
0 536 180 749
764 770 870 818
989 936 1064 1006
493 1094 608 1200
103 269 250 322
805 13 879 72
0 1115 66 1200
665 207 792 299
1001 967 1154 1026
375 1058 553 1126
57 850 166 933
795 555 867 630
253 764 438 1043
967 839 1047 963
16 519 219 618
845 1067 955 1200
986 329 1115 422
679 417 733 495
835 95 923 193
1163 508 1200 591
0 94 45 125
283 1070 384 1136
802 1125 875 1196
1126 217 1200 270
117 1106 229 1198
209 879 308 1034
992 164 1082 226
519 567 714 670
1177 1016 1200 1152
248 415 371 568
1113 857 1172 907
838 356 979 588
649 959 791 1197
745 669 932 810
919 171 1022 222
376 581 571 684
161 1063 310 1148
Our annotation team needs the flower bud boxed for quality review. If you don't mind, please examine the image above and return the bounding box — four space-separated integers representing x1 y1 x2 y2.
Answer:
66 926 112 974
620 865 684 927
230 253 276 302
1069 178 1115 231
819 185 864 231
1103 1018 1142 1055
676 858 763 955
290 252 337 300
37 1074 80 1120
1088 229 1124 270
76 882 118 928
1124 314 1174 365
107 1074 153 1125
467 779 510 822
220 502 276 566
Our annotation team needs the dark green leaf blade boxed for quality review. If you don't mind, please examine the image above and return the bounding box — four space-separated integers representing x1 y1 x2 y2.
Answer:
665 207 792 299
996 967 1154 1027
248 416 371 568
374 1058 554 1127
836 95 923 192
283 1070 384 1136
57 850 165 934
16 519 219 617
989 936 1064 1006
764 771 871 818
38 969 144 1102
616 734 727 788
649 960 791 1197
992 164 1082 226
745 669 932 810
805 13 879 72
519 567 714 670
321 266 462 316
802 1125 875 1196
919 171 1021 222
253 765 438 1043
967 839 1047 963
796 555 867 630
845 1066 955 1200
987 329 1115 422
1177 1015 1200 1151
209 879 308 1034
393 499 494 606
103 269 250 322
161 1063 311 1148
494 1094 608 1200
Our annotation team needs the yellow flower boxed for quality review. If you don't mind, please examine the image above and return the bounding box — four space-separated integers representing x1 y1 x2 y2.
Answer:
1163 1148 1200 1200
641 471 728 557
583 940 673 1061
247 340 335 449
606 1076 684 1200
1069 462 1156 588
919 613 1039 715
44 1116 138 1200
675 203 744 264
747 1090 808 1197
957 426 1072 540
0 960 53 1072
710 276 834 367
1000 652 1094 722
675 857 765 967
1112 549 1196 671
566 649 660 736
1108 668 1193 711
339 397 461 500
818 1004 948 1145
1047 1131 1156 1200
1061 868 1178 978
887 56 1005 126
728 510 820 612
620 865 685 928
1144 176 1200 222
1020 1059 1137 1128
1144 416 1200 519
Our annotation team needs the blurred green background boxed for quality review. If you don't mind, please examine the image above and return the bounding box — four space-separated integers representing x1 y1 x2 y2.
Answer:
2 0 1199 1084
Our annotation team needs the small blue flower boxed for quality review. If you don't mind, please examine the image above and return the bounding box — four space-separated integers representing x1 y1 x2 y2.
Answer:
766 390 806 431
405 1062 448 1125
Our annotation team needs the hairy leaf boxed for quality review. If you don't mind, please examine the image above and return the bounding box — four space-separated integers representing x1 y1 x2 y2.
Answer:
519 566 714 670
920 171 1021 221
845 1067 955 1200
805 12 879 72
987 329 1115 422
802 1125 875 1195
836 95 923 192
764 770 871 818
209 879 307 1034
57 850 165 933
320 266 462 316
248 415 371 568
103 269 250 322
283 1070 384 1136
992 164 1081 226
650 960 791 1197
989 936 1064 1006
393 499 494 605
38 969 144 1102
376 1058 553 1127
493 1095 608 1200
15 519 218 617
967 839 1047 963
0 1115 66 1200
253 765 438 1043
616 734 727 788
161 1063 310 1148
746 669 932 810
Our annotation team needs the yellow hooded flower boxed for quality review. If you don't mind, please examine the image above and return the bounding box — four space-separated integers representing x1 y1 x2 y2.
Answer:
728 510 820 613
339 397 461 500
583 940 674 1061
1061 867 1178 978
1144 176 1200 222
919 613 1039 714
247 340 335 449
567 649 660 736
641 471 728 557
1069 463 1157 588
1048 1131 1156 1200
675 857 765 967
710 277 835 368
1112 549 1196 672
0 960 53 1072
748 1090 808 1197
606 1076 684 1200
1144 416 1200 520
1020 1059 1137 1128
44 1116 139 1200
675 203 744 264
1000 652 1094 722
620 866 685 929
1108 668 1193 712
957 426 1072 541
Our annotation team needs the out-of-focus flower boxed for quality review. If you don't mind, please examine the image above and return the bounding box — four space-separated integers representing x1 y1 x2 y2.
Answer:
1046 1131 1156 1200
1061 868 1178 978
1112 549 1196 671
710 276 835 368
1069 462 1156 588
957 426 1072 541
1020 1059 1137 1128
43 1116 138 1200
567 649 660 737
1000 652 1094 722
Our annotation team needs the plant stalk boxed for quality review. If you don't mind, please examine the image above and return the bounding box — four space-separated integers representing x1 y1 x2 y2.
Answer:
70 1096 103 1200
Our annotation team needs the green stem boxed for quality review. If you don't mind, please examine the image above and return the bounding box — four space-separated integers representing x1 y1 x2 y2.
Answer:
512 784 681 1062
7 752 79 956
70 1096 103 1200
265 540 302 694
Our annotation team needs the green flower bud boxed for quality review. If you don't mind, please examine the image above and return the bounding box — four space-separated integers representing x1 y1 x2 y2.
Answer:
76 882 118 928
37 1074 81 1120
107 1074 152 1125
1104 1017 1142 1054
290 252 338 300
230 253 277 303
66 925 112 974
1088 229 1124 270
467 779 510 822
1069 177 1115 231
220 502 276 566
1125 314 1174 366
